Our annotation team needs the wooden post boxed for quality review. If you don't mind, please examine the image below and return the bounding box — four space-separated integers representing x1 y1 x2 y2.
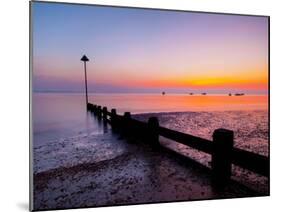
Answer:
97 106 102 117
93 104 97 114
124 112 131 117
111 109 117 127
87 103 91 111
123 112 131 127
212 128 234 185
123 112 131 136
102 107 107 120
90 104 95 112
148 117 159 147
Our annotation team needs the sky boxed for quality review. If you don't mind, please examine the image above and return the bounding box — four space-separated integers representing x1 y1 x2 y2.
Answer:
32 2 269 94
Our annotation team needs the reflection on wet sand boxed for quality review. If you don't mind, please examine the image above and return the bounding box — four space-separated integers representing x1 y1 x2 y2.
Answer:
34 118 262 210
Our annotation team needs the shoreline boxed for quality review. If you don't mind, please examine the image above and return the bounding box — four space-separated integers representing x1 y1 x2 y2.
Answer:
33 109 269 210
129 108 268 115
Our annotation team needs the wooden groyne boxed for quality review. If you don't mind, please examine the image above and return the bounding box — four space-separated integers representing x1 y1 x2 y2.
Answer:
87 103 269 185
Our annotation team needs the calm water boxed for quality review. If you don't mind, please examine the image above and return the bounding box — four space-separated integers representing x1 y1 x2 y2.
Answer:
87 93 268 113
33 92 267 143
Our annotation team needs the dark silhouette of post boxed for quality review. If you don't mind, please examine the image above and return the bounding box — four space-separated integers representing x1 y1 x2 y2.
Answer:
111 109 117 128
102 107 108 120
80 55 89 108
148 117 159 147
97 106 102 117
212 128 234 186
123 112 131 129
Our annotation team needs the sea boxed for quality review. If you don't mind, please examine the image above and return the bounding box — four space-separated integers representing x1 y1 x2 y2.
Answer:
33 92 268 140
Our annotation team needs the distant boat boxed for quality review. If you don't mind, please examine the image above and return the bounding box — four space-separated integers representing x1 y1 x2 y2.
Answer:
162 91 166 95
201 92 207 95
234 93 245 96
189 92 193 95
228 93 232 96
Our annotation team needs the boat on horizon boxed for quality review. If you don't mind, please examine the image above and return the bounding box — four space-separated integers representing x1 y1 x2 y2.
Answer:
234 93 245 96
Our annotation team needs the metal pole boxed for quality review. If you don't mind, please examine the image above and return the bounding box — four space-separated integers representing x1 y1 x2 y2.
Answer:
84 61 88 106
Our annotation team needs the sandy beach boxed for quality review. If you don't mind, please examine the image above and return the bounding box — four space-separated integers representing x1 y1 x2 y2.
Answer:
33 109 268 210
33 127 260 210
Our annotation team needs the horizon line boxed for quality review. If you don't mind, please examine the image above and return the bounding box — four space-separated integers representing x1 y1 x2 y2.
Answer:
33 90 268 95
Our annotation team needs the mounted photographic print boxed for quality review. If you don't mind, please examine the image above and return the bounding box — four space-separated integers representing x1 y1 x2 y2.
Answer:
30 1 269 211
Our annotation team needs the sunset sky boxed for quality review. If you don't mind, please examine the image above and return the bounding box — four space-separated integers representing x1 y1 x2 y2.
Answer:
32 2 269 94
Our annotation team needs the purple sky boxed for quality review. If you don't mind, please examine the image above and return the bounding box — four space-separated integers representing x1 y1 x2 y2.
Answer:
32 2 268 94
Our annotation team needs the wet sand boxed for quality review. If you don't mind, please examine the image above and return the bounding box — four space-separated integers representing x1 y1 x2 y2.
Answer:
33 111 268 210
34 129 260 210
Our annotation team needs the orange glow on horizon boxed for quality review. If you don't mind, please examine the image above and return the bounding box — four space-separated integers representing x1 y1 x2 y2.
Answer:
91 68 268 91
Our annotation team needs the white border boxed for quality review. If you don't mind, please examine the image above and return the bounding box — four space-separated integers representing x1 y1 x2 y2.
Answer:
1 0 280 212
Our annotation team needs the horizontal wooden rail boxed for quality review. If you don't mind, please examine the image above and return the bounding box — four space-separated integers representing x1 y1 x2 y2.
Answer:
130 117 148 128
158 126 213 154
232 147 269 177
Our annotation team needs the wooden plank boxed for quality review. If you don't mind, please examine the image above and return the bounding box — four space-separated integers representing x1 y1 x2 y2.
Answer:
158 126 213 154
130 118 147 128
231 147 269 177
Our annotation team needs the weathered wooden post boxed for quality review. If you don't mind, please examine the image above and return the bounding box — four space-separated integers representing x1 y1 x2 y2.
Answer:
102 107 108 120
123 112 131 128
147 117 159 147
111 109 117 127
212 128 234 185
90 104 95 112
124 112 131 118
93 104 97 114
97 106 102 117
87 103 91 111
123 112 131 136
